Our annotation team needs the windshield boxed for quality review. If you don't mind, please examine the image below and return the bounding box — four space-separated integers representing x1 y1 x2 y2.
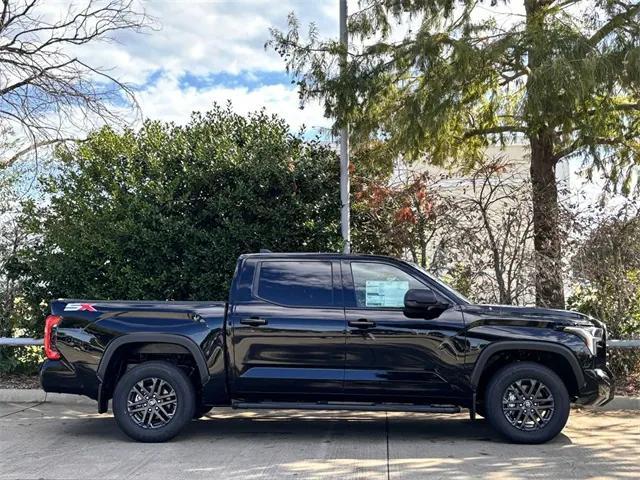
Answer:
409 262 471 305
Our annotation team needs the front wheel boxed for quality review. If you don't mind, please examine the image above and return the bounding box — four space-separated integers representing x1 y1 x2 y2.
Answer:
113 361 196 442
485 362 570 444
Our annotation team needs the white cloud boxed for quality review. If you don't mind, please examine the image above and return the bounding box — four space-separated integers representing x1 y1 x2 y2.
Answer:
136 72 331 133
70 0 338 85
11 1 536 140
57 0 339 130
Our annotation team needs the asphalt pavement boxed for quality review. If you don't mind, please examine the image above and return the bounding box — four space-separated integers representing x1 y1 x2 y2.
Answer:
0 401 638 479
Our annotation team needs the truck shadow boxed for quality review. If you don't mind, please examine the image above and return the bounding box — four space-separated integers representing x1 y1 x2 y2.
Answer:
60 409 638 479
63 408 544 443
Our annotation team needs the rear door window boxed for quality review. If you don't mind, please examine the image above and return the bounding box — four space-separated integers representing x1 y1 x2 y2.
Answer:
256 261 334 307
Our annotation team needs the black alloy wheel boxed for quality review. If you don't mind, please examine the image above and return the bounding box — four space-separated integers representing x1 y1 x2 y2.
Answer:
501 378 555 431
126 377 178 429
485 362 570 444
113 361 195 442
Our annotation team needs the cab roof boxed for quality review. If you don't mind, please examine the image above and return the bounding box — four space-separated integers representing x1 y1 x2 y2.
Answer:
240 252 400 262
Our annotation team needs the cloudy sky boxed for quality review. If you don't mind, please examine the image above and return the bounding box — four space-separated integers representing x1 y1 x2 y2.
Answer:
63 0 609 201
91 0 522 133
27 0 525 138
78 0 341 134
9 0 615 203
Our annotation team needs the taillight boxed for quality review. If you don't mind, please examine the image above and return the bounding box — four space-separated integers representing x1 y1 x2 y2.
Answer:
44 315 63 360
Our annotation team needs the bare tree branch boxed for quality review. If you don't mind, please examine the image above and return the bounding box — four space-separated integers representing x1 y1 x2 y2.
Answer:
450 157 536 304
2 137 78 167
588 2 640 47
0 0 150 166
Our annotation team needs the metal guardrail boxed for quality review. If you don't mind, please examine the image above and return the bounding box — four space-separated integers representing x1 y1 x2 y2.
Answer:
609 339 640 349
1 337 638 347
0 338 43 346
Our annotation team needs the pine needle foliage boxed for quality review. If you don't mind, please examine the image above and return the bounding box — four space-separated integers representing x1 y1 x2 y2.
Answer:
270 0 640 307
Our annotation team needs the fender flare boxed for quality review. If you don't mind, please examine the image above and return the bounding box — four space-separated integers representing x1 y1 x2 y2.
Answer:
97 333 210 386
469 340 586 390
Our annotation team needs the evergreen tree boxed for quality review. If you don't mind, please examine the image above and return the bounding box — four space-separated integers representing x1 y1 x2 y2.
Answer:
270 0 640 308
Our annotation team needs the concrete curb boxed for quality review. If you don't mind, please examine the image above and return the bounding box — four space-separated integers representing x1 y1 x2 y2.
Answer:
0 389 94 405
595 395 640 411
0 389 639 411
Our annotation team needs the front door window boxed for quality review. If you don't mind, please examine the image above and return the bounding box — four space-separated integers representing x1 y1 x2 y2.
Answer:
350 262 424 308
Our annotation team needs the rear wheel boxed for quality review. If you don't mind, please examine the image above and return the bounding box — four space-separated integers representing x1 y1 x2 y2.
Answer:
485 362 570 444
113 361 195 442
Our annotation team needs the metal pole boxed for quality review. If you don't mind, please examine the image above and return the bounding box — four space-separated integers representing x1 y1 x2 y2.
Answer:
339 0 350 254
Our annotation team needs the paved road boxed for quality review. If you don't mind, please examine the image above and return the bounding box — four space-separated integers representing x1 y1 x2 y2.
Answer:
0 402 638 479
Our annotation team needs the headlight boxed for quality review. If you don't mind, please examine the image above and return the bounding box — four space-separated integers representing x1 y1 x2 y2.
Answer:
564 326 604 355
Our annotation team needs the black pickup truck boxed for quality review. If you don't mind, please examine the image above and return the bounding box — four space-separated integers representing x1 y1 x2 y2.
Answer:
40 252 613 443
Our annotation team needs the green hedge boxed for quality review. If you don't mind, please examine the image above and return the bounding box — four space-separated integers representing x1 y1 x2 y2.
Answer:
4 106 341 361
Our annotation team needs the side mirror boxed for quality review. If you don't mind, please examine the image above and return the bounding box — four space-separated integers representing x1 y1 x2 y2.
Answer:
404 289 438 308
404 289 449 317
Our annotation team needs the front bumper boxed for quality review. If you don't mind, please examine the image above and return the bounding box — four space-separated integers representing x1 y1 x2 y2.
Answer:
574 366 615 407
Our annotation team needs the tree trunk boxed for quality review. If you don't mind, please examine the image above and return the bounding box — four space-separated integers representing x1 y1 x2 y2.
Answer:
525 0 565 309
530 131 565 308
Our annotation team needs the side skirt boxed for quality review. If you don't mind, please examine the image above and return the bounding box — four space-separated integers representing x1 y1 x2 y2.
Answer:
231 401 461 414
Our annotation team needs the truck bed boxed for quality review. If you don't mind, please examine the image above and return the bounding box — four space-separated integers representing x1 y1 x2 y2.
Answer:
51 298 226 315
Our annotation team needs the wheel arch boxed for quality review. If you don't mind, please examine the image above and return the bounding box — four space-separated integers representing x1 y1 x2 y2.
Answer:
470 341 586 395
97 333 210 390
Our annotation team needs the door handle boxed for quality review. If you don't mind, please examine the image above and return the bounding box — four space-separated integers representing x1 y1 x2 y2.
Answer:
240 317 268 327
348 319 376 329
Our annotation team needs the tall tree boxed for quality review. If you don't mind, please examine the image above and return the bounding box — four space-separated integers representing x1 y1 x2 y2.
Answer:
270 0 640 308
0 0 148 167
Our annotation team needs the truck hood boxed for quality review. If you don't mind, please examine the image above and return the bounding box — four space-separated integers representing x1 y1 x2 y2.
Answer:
460 304 600 328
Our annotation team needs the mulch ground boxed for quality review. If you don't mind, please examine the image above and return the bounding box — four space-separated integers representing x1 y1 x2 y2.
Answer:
0 373 40 389
618 371 640 396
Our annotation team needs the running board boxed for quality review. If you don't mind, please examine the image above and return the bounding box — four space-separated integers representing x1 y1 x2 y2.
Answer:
231 401 460 414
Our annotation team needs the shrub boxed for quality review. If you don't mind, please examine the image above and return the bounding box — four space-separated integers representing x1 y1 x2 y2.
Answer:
7 105 341 339
570 210 640 382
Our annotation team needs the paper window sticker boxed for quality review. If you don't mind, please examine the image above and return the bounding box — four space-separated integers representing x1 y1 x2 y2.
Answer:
365 280 409 307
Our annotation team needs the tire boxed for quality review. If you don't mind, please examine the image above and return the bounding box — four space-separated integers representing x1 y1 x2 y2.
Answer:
484 362 570 444
113 361 196 442
193 405 213 419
